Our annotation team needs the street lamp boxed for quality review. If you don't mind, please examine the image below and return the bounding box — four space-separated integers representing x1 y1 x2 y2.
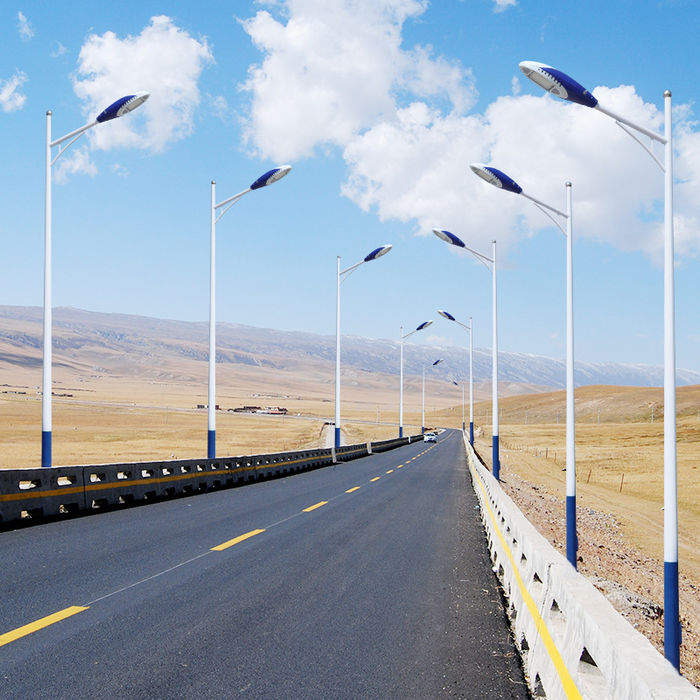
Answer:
438 310 474 445
471 162 577 569
399 321 433 437
520 59 681 670
422 358 443 433
335 244 393 448
209 165 291 459
433 229 500 480
42 92 149 468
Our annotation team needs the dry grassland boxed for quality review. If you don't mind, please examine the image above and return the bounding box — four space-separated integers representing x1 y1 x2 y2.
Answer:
0 367 454 467
438 385 700 686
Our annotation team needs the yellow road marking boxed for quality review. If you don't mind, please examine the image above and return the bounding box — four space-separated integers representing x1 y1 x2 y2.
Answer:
370 477 381 482
346 487 360 494
303 501 328 512
385 469 394 474
470 460 582 699
397 464 404 468
0 606 89 648
211 528 266 552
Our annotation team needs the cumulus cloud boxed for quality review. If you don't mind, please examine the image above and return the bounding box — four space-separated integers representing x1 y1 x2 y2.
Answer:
0 71 28 112
17 11 34 41
240 1 700 261
240 0 475 161
72 15 213 154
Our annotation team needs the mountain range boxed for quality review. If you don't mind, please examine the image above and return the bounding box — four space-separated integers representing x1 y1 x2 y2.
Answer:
1 305 699 390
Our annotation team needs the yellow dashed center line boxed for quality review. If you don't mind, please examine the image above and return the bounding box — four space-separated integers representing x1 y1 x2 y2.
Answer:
211 528 266 552
370 477 381 482
386 469 394 474
0 606 89 648
346 486 360 494
303 501 328 512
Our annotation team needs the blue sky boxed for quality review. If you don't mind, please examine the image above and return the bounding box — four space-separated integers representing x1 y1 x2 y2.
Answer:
2 0 700 373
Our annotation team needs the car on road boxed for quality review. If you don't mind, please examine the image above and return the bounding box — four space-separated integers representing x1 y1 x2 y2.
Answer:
423 432 437 443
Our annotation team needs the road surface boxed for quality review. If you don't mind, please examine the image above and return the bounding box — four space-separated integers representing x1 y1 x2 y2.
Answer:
0 430 529 698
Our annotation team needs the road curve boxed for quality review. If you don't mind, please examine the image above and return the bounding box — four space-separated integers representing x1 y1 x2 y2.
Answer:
0 430 529 699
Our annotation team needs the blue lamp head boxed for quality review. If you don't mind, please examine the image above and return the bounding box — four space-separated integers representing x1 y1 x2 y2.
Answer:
250 164 292 190
364 244 392 262
416 320 433 331
438 310 456 322
433 229 465 248
470 163 522 195
432 358 443 366
519 61 598 109
96 91 149 123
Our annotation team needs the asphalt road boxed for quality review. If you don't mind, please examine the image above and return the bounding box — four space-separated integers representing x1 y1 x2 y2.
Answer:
0 430 530 699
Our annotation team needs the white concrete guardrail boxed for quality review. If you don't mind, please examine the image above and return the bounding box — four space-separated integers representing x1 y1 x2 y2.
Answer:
0 434 420 527
465 433 698 700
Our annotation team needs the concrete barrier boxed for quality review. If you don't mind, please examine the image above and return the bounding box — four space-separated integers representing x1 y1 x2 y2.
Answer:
464 433 698 699
0 434 422 528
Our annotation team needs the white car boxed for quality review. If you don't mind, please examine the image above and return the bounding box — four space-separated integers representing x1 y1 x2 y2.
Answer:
423 432 437 443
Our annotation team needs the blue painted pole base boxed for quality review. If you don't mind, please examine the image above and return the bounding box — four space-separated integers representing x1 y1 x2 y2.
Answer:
462 421 465 432
42 431 52 468
492 435 500 481
566 495 577 569
421 426 425 434
399 426 403 438
469 422 474 446
334 426 341 448
208 430 215 460
664 561 681 670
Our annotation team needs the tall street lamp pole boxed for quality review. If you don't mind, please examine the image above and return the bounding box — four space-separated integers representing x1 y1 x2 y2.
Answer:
519 59 680 669
399 321 433 438
42 92 149 468
334 245 392 448
209 165 291 459
471 163 576 568
422 358 443 433
438 311 474 445
434 229 500 480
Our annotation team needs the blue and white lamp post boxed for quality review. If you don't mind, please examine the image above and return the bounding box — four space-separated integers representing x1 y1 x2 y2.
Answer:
399 321 433 438
438 310 474 445
471 163 577 569
334 245 392 448
421 358 443 433
434 229 500 480
42 92 149 468
520 59 680 669
208 166 291 459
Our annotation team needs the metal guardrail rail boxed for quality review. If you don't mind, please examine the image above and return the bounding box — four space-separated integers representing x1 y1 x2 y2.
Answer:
0 435 422 527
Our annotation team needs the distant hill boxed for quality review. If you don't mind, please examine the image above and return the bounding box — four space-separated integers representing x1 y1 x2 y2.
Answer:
1 305 699 390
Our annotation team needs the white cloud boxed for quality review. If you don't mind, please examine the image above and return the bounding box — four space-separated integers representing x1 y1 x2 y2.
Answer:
17 11 34 41
240 1 700 262
54 146 98 184
239 0 475 161
492 0 517 12
72 15 214 153
0 71 28 112
51 42 67 58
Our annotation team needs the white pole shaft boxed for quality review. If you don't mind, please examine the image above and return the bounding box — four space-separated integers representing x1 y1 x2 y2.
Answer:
566 182 575 498
492 240 499 448
208 181 216 457
469 316 473 428
42 111 52 467
335 256 341 447
663 91 677 566
399 328 404 437
421 366 425 432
